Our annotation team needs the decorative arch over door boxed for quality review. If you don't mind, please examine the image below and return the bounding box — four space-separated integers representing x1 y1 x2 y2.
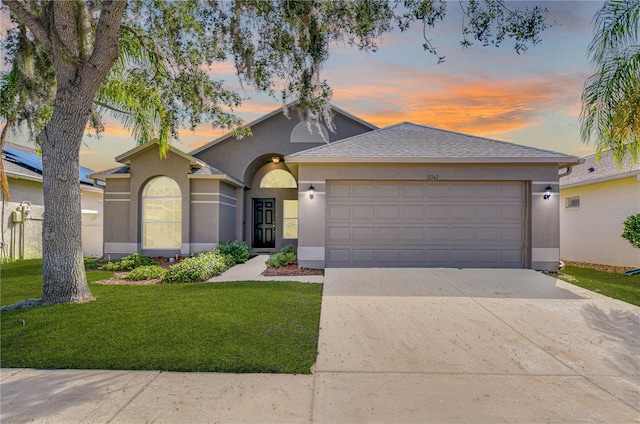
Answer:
142 176 182 249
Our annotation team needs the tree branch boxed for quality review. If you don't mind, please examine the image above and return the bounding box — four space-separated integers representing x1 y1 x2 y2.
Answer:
4 0 52 54
85 0 128 89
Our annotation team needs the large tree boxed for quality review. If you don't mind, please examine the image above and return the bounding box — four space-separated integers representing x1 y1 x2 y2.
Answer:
1 0 549 305
580 0 640 163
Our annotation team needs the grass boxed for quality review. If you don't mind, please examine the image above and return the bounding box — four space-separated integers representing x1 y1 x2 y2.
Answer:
559 265 640 307
0 260 323 374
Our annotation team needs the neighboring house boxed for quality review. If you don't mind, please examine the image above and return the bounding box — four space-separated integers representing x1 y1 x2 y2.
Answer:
559 151 640 268
1 142 104 260
93 105 578 271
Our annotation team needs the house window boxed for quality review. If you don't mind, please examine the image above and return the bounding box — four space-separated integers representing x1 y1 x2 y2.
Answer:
565 196 580 209
142 176 181 249
260 169 297 188
283 200 298 239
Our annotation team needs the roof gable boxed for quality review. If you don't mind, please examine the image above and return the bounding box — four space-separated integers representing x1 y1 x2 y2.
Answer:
115 139 204 167
560 150 640 188
287 122 579 165
189 103 377 156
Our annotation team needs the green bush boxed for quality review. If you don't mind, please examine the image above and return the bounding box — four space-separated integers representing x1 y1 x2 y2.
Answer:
124 265 167 281
103 253 155 271
163 251 235 283
216 240 251 264
622 213 640 249
266 245 297 268
84 258 101 270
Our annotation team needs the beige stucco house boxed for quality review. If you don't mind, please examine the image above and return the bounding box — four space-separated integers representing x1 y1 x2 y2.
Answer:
2 142 104 260
93 105 578 271
560 151 640 268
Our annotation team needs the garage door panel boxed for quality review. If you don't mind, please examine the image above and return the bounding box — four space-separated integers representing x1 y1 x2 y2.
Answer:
427 205 450 220
378 184 401 198
352 226 375 242
401 205 425 220
328 183 351 197
353 184 375 197
377 205 400 219
377 249 399 262
426 184 451 199
328 205 350 220
476 184 500 198
451 205 475 220
501 205 525 221
450 184 475 198
326 181 526 268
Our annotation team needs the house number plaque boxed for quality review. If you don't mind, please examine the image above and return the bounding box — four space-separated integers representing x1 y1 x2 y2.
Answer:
426 174 440 180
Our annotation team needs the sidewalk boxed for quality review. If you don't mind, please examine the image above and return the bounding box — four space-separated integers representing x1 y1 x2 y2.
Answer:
207 254 324 283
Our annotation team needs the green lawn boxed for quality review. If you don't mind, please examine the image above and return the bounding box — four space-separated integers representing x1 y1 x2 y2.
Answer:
560 265 640 307
0 260 323 373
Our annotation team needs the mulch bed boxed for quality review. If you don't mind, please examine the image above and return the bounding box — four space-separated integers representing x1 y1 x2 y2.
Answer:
93 258 323 285
563 261 637 274
262 263 324 277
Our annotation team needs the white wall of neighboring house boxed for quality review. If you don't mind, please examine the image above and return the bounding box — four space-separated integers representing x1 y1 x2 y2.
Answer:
81 187 104 258
2 176 104 261
560 176 640 267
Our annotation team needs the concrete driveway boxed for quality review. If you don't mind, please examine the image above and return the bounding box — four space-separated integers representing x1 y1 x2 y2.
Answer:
2 268 639 423
314 268 640 423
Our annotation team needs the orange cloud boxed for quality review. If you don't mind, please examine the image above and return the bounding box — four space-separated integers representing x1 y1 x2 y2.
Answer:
330 63 582 137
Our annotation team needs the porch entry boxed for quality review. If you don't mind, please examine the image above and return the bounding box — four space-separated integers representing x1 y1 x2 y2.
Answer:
253 198 276 248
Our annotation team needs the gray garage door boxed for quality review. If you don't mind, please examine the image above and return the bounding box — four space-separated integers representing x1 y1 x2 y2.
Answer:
326 181 527 268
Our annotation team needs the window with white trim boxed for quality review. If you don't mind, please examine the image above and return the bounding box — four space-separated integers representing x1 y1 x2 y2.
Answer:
283 200 298 239
260 169 297 188
142 176 181 248
565 196 580 209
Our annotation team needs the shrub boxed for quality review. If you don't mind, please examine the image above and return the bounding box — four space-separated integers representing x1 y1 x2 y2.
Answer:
266 244 297 268
103 253 155 271
163 251 235 283
622 213 640 249
124 265 167 281
216 240 251 264
84 258 101 270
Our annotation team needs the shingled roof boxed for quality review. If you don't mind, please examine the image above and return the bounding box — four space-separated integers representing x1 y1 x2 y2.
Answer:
560 150 640 188
287 122 578 165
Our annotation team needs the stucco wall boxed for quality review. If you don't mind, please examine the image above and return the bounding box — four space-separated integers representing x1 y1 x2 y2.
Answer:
194 111 374 184
3 177 103 260
560 176 640 267
81 188 104 258
2 178 44 260
296 162 561 270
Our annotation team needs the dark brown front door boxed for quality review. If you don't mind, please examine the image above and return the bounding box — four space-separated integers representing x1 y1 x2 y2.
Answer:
253 198 275 248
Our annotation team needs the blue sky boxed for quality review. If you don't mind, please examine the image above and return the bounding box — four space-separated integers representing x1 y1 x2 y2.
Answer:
4 1 604 172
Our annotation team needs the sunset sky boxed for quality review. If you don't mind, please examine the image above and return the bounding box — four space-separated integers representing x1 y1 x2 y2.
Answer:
4 1 604 172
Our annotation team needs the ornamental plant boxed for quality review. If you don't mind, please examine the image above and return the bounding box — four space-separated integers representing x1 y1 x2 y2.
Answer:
103 254 155 271
266 245 297 268
216 241 251 264
124 265 166 281
622 213 640 249
163 251 235 283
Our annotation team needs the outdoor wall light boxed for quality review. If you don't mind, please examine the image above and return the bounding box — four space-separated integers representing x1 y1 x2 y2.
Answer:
308 185 315 200
543 185 552 200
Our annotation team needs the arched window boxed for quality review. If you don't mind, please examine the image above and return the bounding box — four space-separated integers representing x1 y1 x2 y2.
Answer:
259 169 297 188
142 176 181 249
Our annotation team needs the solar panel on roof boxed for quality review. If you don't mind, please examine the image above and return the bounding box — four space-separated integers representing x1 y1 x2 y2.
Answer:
3 146 98 185
3 147 44 174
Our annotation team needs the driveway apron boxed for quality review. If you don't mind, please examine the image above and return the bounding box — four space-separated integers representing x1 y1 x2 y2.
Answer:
313 268 640 423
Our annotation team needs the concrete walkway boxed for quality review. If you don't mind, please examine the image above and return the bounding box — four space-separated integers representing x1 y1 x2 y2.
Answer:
207 254 324 283
2 269 639 423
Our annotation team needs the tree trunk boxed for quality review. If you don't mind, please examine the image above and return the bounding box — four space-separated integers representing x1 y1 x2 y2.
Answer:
38 92 94 305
